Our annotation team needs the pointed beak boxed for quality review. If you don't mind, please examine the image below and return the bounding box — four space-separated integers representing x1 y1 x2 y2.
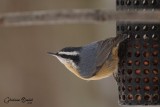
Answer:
47 52 57 56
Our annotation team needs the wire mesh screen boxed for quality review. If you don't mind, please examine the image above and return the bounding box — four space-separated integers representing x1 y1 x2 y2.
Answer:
116 0 160 105
116 0 160 10
117 23 160 105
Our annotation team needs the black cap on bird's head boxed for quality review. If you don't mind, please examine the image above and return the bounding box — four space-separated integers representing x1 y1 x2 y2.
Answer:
48 47 82 66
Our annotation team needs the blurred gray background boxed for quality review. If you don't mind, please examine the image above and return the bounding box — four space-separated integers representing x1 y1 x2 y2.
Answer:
0 0 120 107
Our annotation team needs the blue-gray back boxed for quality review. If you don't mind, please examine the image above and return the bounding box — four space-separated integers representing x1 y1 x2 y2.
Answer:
78 34 128 78
78 41 99 78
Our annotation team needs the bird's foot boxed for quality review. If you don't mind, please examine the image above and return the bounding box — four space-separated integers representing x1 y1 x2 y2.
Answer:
113 72 118 83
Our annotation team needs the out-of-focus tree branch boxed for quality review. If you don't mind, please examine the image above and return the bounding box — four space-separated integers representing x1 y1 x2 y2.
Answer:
0 9 160 27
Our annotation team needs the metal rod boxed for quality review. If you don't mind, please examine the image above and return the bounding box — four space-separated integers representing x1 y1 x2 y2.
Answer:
1 9 160 26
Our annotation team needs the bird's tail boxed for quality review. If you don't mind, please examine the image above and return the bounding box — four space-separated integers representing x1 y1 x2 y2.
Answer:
113 34 128 46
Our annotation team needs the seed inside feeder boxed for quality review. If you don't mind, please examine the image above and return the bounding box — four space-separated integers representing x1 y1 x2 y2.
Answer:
152 69 158 75
144 60 149 66
144 86 150 91
135 69 141 75
135 77 141 83
152 50 158 56
128 60 132 66
135 51 140 57
152 77 158 83
143 52 150 57
128 94 133 100
128 86 132 92
144 69 150 74
153 59 158 65
135 60 140 66
135 94 142 101
144 77 149 83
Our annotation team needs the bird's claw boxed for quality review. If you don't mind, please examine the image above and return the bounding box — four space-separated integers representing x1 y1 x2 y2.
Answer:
113 72 118 83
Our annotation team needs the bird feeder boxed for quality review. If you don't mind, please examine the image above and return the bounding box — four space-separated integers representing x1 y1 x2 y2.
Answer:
116 0 160 105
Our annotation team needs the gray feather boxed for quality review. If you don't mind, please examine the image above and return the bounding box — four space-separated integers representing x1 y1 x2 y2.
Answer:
96 34 128 68
78 42 99 78
78 34 128 78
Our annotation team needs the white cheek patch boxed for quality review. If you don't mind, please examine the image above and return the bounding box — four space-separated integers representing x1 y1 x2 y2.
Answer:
55 56 66 64
55 56 78 69
58 51 79 56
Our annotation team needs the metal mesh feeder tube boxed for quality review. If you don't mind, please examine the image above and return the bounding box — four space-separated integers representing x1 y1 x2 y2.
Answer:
117 23 160 105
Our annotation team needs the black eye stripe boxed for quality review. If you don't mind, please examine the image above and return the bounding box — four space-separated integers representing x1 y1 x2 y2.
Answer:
58 47 82 65
61 47 82 52
59 54 80 65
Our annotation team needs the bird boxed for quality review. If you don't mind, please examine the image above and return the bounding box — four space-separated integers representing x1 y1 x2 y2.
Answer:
48 34 128 80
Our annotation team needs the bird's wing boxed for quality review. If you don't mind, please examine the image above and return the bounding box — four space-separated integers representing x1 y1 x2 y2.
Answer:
95 38 114 69
95 34 128 71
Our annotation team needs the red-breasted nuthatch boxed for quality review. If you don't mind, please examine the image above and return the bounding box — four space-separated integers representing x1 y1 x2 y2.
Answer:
48 34 128 80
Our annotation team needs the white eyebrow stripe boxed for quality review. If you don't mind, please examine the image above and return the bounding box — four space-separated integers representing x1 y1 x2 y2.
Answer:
58 51 79 56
